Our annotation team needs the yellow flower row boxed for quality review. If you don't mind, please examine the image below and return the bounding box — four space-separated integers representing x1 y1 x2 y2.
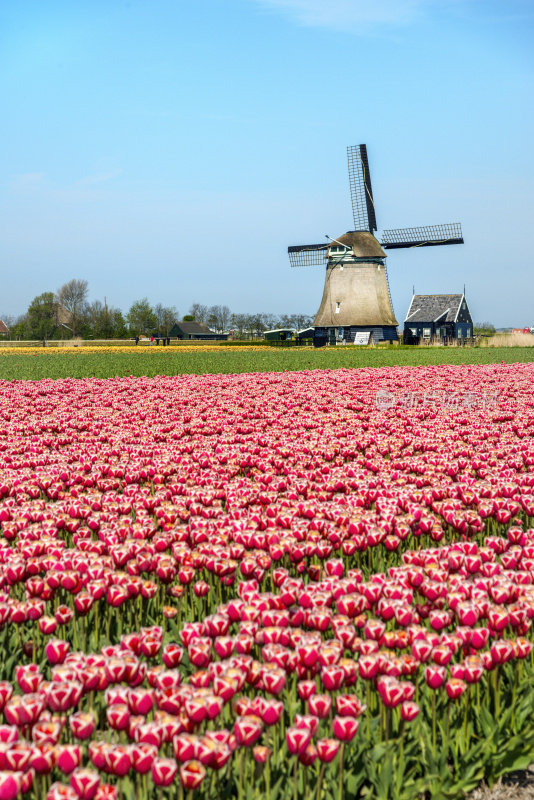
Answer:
0 345 271 355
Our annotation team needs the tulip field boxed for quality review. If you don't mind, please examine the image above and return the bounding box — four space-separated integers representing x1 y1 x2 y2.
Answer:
0 361 534 799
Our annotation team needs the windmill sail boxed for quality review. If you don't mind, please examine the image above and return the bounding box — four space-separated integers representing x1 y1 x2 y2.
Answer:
288 243 328 267
347 144 377 232
381 223 463 249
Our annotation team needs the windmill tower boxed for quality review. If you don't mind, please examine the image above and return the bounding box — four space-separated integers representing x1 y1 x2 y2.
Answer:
288 144 464 345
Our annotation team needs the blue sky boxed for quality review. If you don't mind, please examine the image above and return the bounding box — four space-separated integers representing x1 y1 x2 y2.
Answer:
1 0 532 326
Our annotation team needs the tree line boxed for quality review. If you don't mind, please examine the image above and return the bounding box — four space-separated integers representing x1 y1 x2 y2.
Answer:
2 281 313 340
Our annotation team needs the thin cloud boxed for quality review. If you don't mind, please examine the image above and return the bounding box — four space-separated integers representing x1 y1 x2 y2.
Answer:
7 170 122 204
251 0 425 29
9 172 46 191
78 170 121 186
250 0 481 31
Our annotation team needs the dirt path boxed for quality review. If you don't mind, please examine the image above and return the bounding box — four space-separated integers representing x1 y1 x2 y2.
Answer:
470 766 534 799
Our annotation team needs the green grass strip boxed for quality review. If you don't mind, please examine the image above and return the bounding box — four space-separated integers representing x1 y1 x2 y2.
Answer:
0 347 533 381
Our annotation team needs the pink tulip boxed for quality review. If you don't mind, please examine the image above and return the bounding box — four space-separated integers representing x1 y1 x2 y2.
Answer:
332 716 359 742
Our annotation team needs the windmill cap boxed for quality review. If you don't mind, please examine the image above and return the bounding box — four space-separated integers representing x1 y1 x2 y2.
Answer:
333 231 386 259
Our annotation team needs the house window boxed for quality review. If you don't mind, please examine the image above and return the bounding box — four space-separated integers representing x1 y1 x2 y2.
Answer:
410 328 417 335
466 326 472 337
457 328 463 338
423 328 431 338
336 302 341 314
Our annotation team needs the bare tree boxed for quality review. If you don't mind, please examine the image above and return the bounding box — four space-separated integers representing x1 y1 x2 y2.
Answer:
292 313 314 330
189 303 208 324
155 304 178 336
57 279 89 335
242 314 256 339
206 305 231 333
1 315 16 329
0 313 26 340
249 314 265 338
230 313 247 337
260 313 279 331
207 306 219 332
219 305 231 333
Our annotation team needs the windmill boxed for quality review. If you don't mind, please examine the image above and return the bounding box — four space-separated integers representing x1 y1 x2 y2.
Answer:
288 144 464 345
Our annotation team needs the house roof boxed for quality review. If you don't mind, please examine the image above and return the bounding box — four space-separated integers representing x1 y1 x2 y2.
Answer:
265 328 294 334
0 320 9 334
173 321 212 335
404 294 465 323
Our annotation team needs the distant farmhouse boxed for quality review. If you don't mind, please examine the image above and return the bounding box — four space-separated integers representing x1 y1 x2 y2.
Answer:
403 294 473 344
0 321 9 337
168 321 228 340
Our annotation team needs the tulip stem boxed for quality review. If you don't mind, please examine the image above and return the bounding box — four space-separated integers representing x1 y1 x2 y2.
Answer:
338 742 345 800
238 748 244 800
398 720 405 790
463 693 469 752
95 601 100 648
294 756 298 800
445 703 450 763
494 666 500 719
366 683 371 739
265 753 271 798
316 761 326 800
432 691 436 760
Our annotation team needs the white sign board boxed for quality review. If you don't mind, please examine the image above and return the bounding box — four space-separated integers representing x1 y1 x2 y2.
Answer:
354 331 371 345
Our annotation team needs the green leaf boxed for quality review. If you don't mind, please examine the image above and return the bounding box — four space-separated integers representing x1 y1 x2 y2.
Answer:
478 703 496 739
120 776 136 800
345 768 366 797
376 755 394 800
368 744 387 764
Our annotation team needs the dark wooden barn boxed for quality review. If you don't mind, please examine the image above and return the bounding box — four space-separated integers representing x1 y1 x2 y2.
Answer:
296 327 315 341
403 294 473 344
264 328 294 341
169 321 228 340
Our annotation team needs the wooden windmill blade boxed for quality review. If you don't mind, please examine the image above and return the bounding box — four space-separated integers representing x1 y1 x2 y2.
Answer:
381 223 463 249
347 144 377 233
287 243 328 267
